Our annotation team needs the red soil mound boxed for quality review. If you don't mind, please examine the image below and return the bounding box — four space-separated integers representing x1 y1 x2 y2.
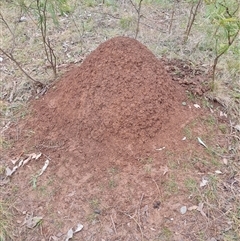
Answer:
30 37 185 150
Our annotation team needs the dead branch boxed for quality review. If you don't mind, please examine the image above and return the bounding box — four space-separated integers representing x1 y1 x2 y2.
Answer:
129 0 144 39
36 0 57 77
184 0 203 43
0 47 43 86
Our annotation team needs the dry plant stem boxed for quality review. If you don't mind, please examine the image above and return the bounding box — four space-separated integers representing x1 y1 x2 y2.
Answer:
184 0 203 43
129 0 144 39
36 0 57 77
110 215 117 234
0 12 14 37
152 178 161 201
70 17 85 53
122 211 144 241
138 193 144 225
169 1 176 34
0 47 41 85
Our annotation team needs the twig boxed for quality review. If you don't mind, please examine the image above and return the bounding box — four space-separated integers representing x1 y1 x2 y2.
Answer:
137 193 144 226
8 81 17 102
36 0 57 77
152 178 161 201
110 215 117 234
0 12 14 36
169 1 176 34
184 0 203 43
0 47 42 85
129 0 144 39
122 211 144 241
91 11 121 19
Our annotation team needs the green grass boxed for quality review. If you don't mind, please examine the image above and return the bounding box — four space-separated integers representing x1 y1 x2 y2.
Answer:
156 226 173 241
119 16 134 30
164 174 178 194
184 177 198 193
89 198 100 209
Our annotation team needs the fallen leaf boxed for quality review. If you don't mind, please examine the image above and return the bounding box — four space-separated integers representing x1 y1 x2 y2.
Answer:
66 229 73 241
10 153 23 165
220 111 227 117
5 153 42 178
200 177 208 187
156 147 165 151
36 153 42 159
22 156 32 167
74 223 84 232
194 104 201 108
26 153 42 160
197 137 208 148
162 166 169 176
65 223 83 241
5 167 13 176
5 166 18 177
38 159 49 176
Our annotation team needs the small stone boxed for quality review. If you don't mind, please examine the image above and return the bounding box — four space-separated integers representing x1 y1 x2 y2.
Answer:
182 102 187 106
180 206 187 214
94 209 101 214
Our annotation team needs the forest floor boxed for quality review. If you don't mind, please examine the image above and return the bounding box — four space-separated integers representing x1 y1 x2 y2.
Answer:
0 1 239 241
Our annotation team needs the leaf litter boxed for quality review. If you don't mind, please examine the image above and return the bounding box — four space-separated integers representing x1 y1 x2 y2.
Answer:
23 213 43 229
6 153 42 177
65 223 83 241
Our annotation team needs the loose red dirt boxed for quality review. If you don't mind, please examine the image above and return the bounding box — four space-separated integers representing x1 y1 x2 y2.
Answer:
4 37 225 240
31 36 187 154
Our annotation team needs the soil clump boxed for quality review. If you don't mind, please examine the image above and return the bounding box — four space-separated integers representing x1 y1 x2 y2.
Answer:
29 36 187 159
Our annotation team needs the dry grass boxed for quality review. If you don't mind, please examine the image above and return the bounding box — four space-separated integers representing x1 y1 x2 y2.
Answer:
0 199 13 241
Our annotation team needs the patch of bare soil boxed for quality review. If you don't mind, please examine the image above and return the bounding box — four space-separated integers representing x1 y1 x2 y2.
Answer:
3 37 232 240
162 58 211 96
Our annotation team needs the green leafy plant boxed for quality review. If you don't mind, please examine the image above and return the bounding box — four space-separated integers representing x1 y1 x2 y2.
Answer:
204 0 240 83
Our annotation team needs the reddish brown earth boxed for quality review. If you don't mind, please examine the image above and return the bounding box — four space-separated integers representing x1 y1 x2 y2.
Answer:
4 37 228 240
30 37 189 155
